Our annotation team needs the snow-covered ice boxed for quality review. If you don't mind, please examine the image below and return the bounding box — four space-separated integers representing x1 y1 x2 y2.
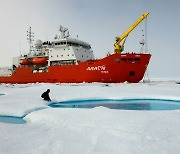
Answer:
0 80 180 154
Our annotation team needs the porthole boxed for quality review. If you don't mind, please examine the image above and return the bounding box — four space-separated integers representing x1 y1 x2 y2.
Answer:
129 71 135 76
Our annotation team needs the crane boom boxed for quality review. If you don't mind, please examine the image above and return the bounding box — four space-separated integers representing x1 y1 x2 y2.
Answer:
114 12 149 54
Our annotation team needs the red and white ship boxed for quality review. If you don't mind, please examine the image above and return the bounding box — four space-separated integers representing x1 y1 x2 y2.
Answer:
0 12 151 84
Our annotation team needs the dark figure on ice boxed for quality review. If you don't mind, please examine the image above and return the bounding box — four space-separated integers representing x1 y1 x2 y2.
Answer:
41 89 51 101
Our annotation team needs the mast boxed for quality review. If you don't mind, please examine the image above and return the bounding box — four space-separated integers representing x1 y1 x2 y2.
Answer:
27 27 34 55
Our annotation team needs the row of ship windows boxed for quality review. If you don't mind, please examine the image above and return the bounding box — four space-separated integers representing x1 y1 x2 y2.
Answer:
54 42 91 49
51 54 74 58
50 54 90 58
115 57 140 63
50 48 92 54
121 58 140 61
115 57 140 61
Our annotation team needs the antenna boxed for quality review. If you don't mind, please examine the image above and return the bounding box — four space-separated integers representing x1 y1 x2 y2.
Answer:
59 25 70 38
27 27 34 55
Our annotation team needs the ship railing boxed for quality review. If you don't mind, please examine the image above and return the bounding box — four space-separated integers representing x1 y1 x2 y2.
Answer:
50 60 77 66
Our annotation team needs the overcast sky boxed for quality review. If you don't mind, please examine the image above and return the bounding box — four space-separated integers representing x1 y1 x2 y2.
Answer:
0 0 180 78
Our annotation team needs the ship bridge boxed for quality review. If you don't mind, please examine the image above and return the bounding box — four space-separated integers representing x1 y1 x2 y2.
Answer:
53 38 91 50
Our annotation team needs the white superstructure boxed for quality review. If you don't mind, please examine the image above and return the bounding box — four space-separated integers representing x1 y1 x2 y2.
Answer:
33 25 94 66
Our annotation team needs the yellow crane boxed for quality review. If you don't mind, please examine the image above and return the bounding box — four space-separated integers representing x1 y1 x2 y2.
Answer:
114 12 149 54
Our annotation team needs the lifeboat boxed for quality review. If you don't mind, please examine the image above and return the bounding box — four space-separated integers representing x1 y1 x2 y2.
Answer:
32 57 47 65
20 59 32 65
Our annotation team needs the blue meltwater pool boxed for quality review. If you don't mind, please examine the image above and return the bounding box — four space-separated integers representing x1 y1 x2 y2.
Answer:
49 99 180 111
0 115 26 124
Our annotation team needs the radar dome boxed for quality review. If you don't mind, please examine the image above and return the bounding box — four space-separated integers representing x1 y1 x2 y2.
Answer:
35 39 43 49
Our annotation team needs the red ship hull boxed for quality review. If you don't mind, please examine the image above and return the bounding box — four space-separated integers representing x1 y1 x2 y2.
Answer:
0 53 151 84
